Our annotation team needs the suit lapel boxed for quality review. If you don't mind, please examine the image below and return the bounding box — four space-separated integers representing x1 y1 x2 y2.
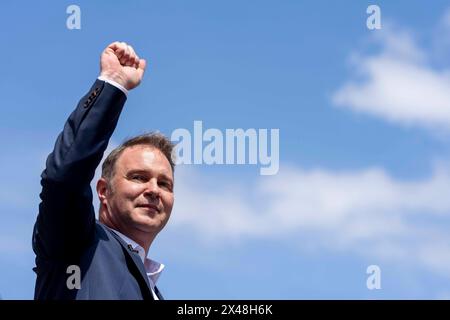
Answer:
154 285 164 300
104 225 154 299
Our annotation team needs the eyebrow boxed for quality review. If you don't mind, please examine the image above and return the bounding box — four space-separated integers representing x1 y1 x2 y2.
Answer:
126 169 173 183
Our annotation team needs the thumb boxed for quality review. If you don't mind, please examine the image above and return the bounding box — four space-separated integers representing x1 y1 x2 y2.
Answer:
137 59 147 79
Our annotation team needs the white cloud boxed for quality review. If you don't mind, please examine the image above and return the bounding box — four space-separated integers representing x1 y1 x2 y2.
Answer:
171 163 450 277
324 12 450 275
332 21 450 131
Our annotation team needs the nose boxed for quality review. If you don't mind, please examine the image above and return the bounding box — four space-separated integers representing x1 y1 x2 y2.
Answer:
143 178 160 200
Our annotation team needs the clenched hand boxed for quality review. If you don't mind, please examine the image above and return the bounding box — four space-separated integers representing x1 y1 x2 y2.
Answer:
100 41 146 90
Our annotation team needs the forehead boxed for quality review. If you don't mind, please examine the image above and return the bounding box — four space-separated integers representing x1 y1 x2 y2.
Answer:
116 145 173 178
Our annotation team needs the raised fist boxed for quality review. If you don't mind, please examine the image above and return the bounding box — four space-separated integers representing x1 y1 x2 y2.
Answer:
100 41 146 90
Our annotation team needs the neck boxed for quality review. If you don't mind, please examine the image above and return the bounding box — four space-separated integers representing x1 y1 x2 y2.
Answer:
99 208 156 256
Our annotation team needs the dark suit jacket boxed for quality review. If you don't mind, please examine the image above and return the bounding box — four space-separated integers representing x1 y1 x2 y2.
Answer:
32 80 162 300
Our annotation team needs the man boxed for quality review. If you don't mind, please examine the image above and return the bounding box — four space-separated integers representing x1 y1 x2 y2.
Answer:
32 42 175 300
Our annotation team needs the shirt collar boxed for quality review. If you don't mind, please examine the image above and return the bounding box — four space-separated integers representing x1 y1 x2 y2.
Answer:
111 229 165 285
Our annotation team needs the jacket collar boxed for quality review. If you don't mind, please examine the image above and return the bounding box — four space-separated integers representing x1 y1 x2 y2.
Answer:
100 223 154 299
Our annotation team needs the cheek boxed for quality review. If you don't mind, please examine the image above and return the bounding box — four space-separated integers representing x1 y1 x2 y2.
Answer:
127 183 147 196
162 194 174 212
113 182 144 203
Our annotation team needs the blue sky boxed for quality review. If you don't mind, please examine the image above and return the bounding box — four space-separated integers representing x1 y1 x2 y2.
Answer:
2 0 450 299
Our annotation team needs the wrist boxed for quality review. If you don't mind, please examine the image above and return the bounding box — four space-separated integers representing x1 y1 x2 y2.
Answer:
99 71 127 86
98 74 129 96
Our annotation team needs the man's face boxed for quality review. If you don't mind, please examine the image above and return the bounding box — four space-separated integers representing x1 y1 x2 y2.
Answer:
103 145 174 236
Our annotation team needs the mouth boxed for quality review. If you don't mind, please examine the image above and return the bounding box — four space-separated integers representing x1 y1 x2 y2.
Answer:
137 204 160 213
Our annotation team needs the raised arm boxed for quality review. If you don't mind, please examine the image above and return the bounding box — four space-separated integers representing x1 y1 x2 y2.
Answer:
33 42 146 260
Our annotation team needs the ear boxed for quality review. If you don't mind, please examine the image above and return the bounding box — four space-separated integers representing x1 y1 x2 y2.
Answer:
96 178 110 205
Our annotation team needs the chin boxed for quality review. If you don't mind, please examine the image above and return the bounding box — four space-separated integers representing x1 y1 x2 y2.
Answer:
134 218 162 232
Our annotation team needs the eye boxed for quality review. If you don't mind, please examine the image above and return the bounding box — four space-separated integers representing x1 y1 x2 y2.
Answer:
159 181 173 191
130 174 147 182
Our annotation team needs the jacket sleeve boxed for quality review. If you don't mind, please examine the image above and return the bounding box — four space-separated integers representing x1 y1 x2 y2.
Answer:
32 79 127 260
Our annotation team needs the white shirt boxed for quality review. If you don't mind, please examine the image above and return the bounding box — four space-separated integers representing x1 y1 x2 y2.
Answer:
111 229 164 300
97 76 129 96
